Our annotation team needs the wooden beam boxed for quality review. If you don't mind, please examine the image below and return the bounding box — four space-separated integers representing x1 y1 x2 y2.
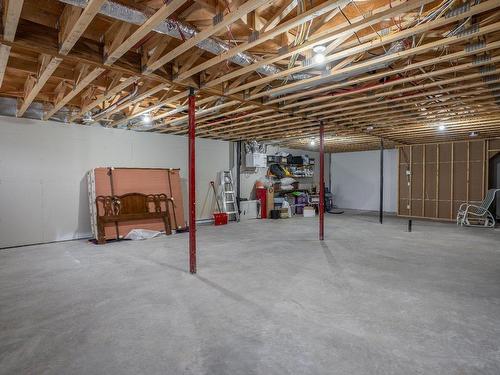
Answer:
0 0 24 87
267 39 500 105
95 82 170 120
293 65 500 115
324 97 500 129
196 108 275 130
235 116 500 141
44 66 105 120
175 0 355 81
104 0 186 65
212 0 498 94
177 49 205 76
211 92 500 138
142 36 172 71
260 0 298 33
237 16 500 98
111 89 189 128
103 22 132 63
157 99 241 131
69 75 139 121
17 0 105 116
313 77 500 119
151 95 220 123
18 54 63 117
0 44 10 88
143 0 272 74
58 0 106 55
204 0 435 90
2 0 24 42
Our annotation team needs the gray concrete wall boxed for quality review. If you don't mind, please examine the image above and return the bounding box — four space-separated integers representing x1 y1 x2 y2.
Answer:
331 149 398 212
0 116 230 248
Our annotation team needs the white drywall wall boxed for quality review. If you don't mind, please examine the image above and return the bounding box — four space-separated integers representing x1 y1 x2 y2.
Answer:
0 116 230 248
331 149 398 212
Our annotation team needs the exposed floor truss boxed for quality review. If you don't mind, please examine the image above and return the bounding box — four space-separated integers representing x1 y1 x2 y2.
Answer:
0 0 500 151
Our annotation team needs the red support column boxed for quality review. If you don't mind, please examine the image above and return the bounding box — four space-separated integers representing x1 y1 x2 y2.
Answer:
319 121 325 241
188 87 197 274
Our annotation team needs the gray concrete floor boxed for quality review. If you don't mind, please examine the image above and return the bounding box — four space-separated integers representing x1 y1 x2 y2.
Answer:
1 212 499 375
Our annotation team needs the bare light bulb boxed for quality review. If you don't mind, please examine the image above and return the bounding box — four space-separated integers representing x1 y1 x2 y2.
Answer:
313 53 326 64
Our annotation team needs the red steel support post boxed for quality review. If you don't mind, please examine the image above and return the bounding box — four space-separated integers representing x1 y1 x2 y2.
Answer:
319 121 325 241
188 87 197 274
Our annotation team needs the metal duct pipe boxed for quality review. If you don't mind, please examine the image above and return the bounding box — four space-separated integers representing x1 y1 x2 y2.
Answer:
57 0 311 80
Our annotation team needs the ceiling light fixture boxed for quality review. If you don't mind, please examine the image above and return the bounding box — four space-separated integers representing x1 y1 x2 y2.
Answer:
310 139 316 146
312 45 326 54
312 45 326 65
313 52 326 64
142 113 152 124
438 124 446 131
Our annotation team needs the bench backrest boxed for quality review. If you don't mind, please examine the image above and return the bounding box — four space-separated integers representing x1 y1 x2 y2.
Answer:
96 193 170 217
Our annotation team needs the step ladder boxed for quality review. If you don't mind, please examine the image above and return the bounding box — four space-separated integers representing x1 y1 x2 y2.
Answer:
219 170 239 222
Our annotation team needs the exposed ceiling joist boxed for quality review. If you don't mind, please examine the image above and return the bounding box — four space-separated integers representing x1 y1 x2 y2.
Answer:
143 0 273 74
0 0 499 152
103 0 186 65
0 0 24 87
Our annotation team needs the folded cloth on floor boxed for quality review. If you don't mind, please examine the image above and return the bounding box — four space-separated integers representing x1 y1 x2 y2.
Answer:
124 229 162 240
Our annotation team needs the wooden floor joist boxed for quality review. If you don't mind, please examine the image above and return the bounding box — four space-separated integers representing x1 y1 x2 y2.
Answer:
0 0 499 152
0 0 24 88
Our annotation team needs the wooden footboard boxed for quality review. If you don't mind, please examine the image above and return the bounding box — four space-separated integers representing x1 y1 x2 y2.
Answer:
95 193 173 244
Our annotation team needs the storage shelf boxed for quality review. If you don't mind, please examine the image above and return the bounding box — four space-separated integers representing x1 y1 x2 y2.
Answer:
268 162 315 167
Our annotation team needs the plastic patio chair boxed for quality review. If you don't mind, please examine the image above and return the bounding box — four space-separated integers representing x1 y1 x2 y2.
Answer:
456 189 500 228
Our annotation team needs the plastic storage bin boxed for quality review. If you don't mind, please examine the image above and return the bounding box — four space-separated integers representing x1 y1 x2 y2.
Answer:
303 206 315 217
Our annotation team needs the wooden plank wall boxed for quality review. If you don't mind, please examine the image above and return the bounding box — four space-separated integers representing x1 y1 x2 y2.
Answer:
398 139 500 221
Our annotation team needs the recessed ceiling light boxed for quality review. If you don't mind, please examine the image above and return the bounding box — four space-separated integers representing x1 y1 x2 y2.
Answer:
438 124 446 131
469 131 479 137
366 126 374 131
310 139 316 146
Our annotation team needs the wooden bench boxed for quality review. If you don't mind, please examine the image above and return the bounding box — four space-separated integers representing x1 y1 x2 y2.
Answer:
96 193 173 244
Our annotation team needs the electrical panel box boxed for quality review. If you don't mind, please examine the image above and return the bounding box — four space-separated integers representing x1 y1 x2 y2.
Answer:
245 152 267 168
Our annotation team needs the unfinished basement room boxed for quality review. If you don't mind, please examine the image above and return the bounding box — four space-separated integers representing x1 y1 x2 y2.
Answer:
1 0 500 373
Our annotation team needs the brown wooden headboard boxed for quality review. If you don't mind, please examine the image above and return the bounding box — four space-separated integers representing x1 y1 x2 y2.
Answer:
95 193 173 244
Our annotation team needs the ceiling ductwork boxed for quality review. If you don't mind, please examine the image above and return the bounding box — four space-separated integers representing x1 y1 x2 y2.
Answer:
58 0 311 81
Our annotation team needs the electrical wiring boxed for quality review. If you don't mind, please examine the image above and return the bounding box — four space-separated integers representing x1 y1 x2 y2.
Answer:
282 0 314 85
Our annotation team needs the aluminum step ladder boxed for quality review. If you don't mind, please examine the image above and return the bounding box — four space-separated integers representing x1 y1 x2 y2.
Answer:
220 170 239 222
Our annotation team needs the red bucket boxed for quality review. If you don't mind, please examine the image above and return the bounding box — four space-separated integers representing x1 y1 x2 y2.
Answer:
213 212 228 225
